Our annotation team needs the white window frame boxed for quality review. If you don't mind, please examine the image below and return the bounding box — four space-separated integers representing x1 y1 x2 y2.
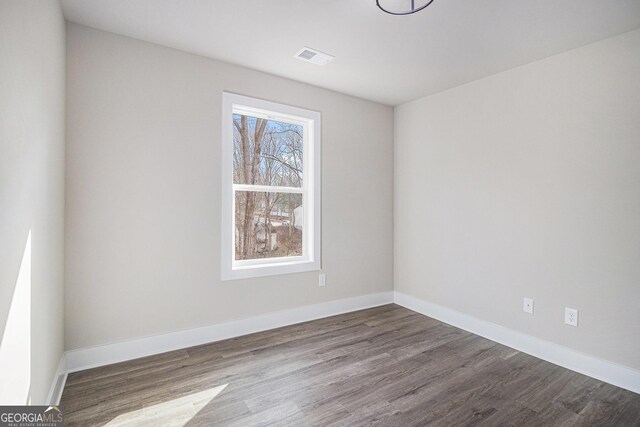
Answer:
221 92 321 280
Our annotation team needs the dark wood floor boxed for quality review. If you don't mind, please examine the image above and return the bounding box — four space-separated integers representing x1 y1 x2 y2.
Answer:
60 304 640 426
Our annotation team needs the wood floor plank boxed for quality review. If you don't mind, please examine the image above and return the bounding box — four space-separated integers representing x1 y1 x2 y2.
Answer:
60 304 640 426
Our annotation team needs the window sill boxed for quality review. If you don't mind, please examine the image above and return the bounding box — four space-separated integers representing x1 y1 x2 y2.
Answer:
222 259 320 280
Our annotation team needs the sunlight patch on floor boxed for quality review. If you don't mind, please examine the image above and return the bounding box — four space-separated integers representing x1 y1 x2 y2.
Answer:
104 383 228 426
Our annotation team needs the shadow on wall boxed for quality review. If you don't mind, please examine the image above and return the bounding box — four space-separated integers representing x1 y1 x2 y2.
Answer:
0 230 31 404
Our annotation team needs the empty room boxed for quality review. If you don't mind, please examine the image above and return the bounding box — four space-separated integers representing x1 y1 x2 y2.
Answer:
1 0 640 425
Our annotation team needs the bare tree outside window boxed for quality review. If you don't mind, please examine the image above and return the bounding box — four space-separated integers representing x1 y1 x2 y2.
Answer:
233 114 303 260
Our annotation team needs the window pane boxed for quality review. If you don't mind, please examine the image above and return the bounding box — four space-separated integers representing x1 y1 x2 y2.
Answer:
232 113 303 187
235 191 303 260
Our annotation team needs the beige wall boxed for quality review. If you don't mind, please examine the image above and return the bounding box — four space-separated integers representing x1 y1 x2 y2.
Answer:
395 29 640 370
0 1 66 404
65 24 394 350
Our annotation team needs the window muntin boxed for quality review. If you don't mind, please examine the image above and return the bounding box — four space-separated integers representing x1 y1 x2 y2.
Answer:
222 93 320 280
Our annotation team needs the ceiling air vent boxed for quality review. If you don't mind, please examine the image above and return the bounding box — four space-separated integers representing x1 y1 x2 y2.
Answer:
294 47 334 66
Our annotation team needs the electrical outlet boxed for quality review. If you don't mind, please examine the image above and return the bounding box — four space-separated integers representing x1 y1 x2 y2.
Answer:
523 298 534 314
319 273 326 287
565 308 578 327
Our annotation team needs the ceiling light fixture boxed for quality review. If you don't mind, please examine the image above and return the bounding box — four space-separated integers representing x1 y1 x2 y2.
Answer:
376 0 435 15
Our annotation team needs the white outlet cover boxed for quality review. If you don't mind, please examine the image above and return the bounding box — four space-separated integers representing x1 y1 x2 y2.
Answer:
523 298 534 314
565 308 578 326
319 274 326 287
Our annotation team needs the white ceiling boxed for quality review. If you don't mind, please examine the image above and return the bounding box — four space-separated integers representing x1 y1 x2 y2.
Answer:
60 0 640 106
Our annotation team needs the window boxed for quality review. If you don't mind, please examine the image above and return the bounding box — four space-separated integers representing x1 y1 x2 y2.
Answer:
221 92 321 280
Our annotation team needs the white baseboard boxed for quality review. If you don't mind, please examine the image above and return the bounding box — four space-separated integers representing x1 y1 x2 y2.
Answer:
394 291 640 395
65 291 394 373
46 354 67 405
59 290 639 397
